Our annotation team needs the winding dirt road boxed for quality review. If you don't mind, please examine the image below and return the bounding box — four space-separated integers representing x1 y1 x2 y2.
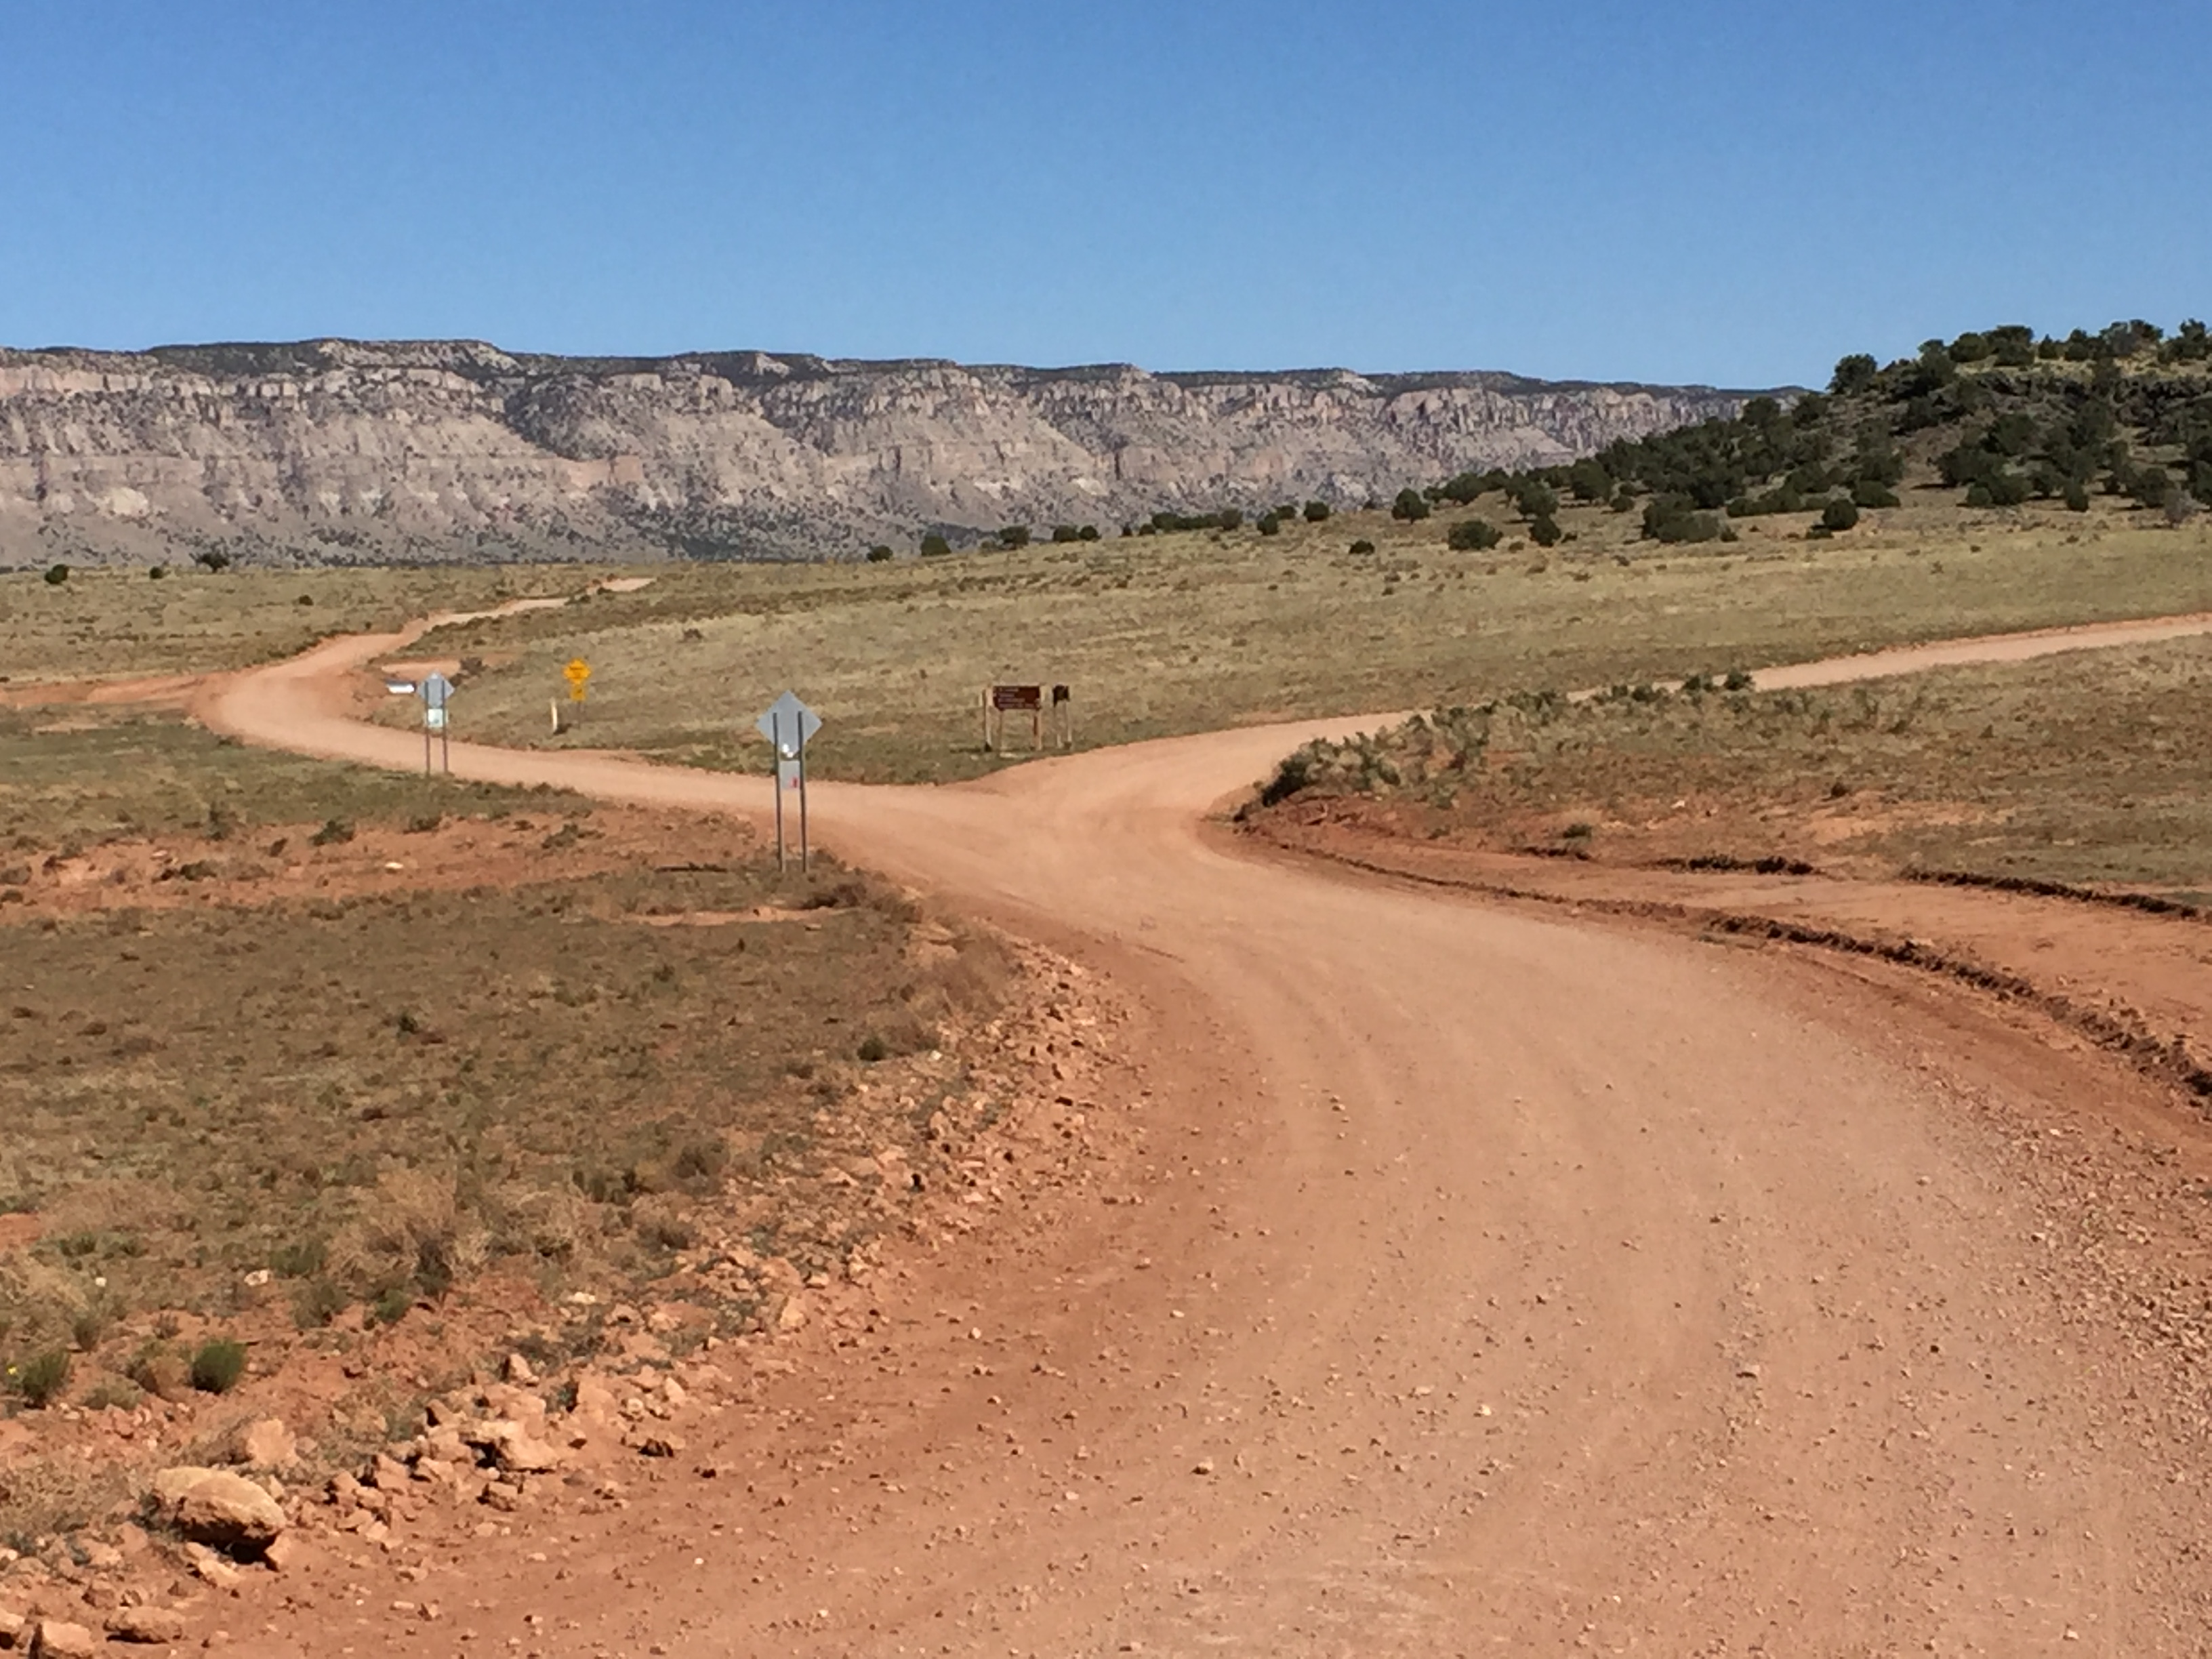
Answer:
201 612 2212 1656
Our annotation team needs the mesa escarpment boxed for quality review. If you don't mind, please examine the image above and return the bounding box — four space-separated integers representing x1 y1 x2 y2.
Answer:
0 338 1757 565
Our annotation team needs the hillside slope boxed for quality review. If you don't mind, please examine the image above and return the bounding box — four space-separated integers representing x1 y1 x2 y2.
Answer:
0 340 1755 567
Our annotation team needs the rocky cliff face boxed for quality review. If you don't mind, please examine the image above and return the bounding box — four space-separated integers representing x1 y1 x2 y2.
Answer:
0 339 1762 566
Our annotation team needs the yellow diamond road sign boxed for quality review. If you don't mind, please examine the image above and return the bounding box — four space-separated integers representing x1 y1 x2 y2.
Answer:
564 658 591 701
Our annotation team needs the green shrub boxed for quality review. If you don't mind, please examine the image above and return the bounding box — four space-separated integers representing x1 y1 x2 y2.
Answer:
857 1033 889 1063
1567 459 1612 501
1509 479 1560 521
43 564 68 586
1851 479 1900 509
1829 353 1879 395
269 1238 327 1278
1821 498 1860 532
1256 512 1282 536
1348 539 1376 555
2064 478 2091 512
1446 518 1502 551
1529 515 1563 547
865 544 893 562
193 550 232 571
371 1286 413 1326
9 1348 70 1408
1215 508 1243 531
291 1279 347 1330
1641 499 1722 544
148 565 167 579
919 532 952 558
83 1375 143 1412
998 525 1031 548
1390 489 1431 522
310 817 354 846
189 1338 248 1395
1303 499 1331 523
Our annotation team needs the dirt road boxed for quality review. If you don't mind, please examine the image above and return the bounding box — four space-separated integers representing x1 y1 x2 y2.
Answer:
198 613 2212 1656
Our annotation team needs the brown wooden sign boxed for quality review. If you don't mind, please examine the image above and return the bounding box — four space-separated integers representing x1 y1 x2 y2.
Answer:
991 684 1044 711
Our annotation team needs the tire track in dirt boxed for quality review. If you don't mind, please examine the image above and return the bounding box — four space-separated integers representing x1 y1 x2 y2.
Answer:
194 609 2212 1656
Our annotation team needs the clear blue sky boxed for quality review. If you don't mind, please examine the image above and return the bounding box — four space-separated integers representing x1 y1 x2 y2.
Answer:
2 0 2205 388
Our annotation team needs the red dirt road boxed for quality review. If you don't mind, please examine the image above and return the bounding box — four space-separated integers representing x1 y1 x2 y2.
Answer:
195 616 2212 1656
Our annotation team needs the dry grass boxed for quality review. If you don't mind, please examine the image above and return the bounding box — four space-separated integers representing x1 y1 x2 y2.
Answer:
1256 636 2212 894
0 562 626 684
0 705 584 853
0 853 1008 1371
395 495 2212 782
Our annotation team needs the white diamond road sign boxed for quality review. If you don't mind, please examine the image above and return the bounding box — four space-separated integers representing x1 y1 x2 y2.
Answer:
754 691 821 757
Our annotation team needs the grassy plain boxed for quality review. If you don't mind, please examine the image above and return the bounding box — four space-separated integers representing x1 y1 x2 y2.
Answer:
0 563 605 684
1258 636 2212 893
404 494 2212 782
0 851 974 1345
0 704 583 854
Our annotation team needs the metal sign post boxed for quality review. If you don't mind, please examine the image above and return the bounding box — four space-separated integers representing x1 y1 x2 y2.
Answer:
754 691 823 873
419 672 454 776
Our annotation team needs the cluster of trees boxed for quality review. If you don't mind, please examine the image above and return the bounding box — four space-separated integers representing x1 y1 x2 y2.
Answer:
876 323 2212 568
1836 321 2211 398
1133 500 1332 537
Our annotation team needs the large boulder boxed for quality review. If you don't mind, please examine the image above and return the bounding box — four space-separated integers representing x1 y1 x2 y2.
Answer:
104 1609 186 1646
460 1419 562 1474
229 1417 296 1471
27 1622 97 1659
150 1466 286 1553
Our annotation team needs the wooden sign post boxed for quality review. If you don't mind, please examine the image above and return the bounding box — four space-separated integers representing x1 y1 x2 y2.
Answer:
985 684 1043 752
984 684 1071 752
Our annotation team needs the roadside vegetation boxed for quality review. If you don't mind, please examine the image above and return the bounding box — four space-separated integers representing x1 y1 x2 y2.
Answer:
0 843 1010 1393
0 704 585 853
1253 637 2212 895
0 562 585 683
404 502 2209 785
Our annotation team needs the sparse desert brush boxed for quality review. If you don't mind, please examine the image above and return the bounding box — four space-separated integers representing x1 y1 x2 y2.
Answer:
330 1168 486 1301
311 816 354 846
126 1342 190 1401
81 1374 142 1412
290 1277 348 1330
189 1337 248 1395
629 1193 697 1250
491 1183 596 1263
9 1347 70 1408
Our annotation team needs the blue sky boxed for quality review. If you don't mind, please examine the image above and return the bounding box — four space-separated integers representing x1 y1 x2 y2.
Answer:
1 0 2205 387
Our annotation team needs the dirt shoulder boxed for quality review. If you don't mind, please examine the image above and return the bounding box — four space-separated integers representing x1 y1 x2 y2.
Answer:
1244 796 2212 1103
0 804 1155 1648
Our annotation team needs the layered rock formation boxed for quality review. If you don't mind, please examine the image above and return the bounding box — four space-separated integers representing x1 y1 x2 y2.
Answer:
0 339 1763 565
